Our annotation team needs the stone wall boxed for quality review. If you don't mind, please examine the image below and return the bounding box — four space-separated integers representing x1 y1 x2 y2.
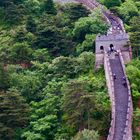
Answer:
54 0 76 3
96 33 129 52
104 51 133 140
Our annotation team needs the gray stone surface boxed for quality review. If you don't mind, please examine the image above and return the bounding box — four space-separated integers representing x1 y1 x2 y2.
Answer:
96 33 130 53
110 55 128 140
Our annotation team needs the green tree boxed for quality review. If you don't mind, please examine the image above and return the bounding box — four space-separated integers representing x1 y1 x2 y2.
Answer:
48 56 81 78
11 42 33 64
118 0 139 23
133 108 140 139
32 49 50 63
0 0 24 7
34 23 75 56
126 63 140 107
10 71 42 102
22 92 60 140
62 74 110 136
0 46 12 64
64 3 90 22
0 89 29 140
13 27 36 45
104 0 122 8
73 11 108 42
0 63 10 90
76 34 96 54
77 52 95 73
62 80 96 131
43 0 56 15
3 2 25 24
24 0 41 15
129 16 140 58
26 16 37 33
72 129 99 140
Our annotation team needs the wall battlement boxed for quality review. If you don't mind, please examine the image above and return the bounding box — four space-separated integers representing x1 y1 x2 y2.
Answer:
96 33 129 42
95 33 131 69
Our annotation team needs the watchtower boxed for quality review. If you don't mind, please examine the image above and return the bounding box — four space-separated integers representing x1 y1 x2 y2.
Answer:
95 33 132 69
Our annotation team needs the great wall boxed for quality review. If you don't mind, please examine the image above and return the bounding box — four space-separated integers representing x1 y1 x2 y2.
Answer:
56 0 133 139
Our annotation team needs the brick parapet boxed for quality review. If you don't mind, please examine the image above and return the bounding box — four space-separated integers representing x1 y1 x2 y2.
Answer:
104 52 116 140
96 33 129 42
119 50 133 140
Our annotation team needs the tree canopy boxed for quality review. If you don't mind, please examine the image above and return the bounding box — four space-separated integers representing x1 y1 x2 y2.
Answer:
0 0 139 139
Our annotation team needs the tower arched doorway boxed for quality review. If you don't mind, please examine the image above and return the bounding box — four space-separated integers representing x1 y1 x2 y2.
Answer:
100 46 104 50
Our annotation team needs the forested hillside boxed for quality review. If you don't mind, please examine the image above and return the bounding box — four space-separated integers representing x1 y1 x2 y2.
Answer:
0 0 139 140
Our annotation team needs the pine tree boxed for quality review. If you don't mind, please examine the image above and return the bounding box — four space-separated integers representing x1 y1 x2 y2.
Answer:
4 2 25 24
62 80 95 131
104 0 122 8
130 16 140 58
0 0 24 7
72 129 99 140
43 0 56 15
0 89 29 140
0 63 10 90
67 3 90 21
22 93 59 140
26 16 37 33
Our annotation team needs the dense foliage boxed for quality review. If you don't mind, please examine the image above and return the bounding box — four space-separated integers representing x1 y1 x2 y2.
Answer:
126 60 140 139
0 89 29 140
71 129 100 140
0 0 139 139
0 0 110 139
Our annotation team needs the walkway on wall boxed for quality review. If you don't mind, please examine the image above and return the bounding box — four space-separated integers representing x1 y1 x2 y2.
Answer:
109 55 128 140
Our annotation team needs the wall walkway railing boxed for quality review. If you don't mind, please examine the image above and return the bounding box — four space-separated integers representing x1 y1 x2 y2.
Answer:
96 33 129 41
104 52 116 140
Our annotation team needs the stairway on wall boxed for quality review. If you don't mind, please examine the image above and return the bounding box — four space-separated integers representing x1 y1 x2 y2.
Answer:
109 55 129 140
105 52 132 140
